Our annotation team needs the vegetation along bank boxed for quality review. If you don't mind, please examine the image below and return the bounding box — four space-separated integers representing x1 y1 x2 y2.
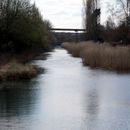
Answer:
0 0 54 81
62 42 130 72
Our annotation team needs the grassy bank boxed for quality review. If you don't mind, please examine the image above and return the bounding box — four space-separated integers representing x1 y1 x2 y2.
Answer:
0 48 48 81
0 60 38 81
62 41 130 72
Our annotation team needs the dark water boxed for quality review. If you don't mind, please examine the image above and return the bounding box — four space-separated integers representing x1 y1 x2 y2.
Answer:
0 48 130 130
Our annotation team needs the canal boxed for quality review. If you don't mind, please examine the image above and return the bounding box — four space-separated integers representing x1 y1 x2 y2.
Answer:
0 48 130 130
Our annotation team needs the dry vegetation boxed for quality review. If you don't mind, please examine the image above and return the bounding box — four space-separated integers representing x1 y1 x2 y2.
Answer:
0 60 38 81
62 41 130 72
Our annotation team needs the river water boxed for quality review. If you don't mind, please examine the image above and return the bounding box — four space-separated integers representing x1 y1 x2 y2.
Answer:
0 48 130 130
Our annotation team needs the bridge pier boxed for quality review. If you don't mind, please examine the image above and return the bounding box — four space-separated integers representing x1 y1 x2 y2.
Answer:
75 30 78 43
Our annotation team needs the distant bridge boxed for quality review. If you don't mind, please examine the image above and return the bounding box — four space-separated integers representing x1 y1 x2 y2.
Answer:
50 28 86 43
50 28 86 32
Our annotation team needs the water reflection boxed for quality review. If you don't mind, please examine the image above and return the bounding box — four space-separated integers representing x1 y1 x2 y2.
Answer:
0 81 40 118
0 49 130 130
86 88 99 116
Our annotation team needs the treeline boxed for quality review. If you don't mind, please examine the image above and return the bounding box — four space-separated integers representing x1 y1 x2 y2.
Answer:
53 32 86 44
0 0 53 52
84 0 130 44
100 19 129 44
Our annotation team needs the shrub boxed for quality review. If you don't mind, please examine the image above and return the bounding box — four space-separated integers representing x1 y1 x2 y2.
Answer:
0 0 53 52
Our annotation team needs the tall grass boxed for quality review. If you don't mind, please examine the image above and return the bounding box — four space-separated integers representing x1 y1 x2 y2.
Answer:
0 61 38 81
62 41 130 72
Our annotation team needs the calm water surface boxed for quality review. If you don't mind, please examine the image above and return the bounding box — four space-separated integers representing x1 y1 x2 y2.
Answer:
0 48 130 130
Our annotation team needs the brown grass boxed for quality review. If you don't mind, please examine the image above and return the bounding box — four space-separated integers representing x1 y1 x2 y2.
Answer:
0 60 38 81
62 41 130 72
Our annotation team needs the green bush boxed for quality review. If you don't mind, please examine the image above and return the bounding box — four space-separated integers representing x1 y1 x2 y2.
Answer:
0 0 53 52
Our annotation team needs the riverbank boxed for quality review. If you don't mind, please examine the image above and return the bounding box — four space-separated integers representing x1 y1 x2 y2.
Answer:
0 61 38 81
62 41 130 72
0 51 46 81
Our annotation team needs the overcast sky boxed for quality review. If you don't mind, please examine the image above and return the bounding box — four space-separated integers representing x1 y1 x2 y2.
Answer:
33 0 115 29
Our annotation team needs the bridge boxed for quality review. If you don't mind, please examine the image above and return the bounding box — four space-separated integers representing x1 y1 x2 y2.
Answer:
50 28 86 32
50 28 86 43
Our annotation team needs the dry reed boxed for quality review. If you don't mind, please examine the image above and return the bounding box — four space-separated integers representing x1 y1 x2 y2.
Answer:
0 60 38 81
62 41 130 72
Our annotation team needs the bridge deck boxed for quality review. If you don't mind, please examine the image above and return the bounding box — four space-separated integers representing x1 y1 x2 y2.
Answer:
51 28 86 32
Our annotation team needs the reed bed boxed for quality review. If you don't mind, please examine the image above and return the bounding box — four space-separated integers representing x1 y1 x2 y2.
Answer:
0 61 38 81
62 41 130 72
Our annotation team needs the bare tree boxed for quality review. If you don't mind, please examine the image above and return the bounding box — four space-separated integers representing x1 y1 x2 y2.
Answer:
117 0 130 25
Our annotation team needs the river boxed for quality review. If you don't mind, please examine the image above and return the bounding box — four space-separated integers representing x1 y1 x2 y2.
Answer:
0 48 130 130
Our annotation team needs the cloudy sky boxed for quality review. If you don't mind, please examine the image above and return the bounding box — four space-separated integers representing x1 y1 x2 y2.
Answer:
33 0 115 29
